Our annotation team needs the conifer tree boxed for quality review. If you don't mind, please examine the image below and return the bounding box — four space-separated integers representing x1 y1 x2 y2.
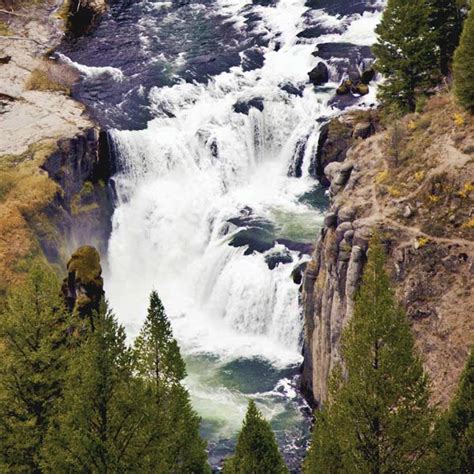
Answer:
0 264 68 473
304 237 433 473
430 348 473 473
453 5 474 113
224 400 288 474
373 0 438 112
428 0 465 75
42 301 147 472
133 290 209 473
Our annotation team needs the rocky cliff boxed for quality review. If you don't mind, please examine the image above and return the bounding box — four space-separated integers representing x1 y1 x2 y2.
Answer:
302 95 474 408
0 1 114 293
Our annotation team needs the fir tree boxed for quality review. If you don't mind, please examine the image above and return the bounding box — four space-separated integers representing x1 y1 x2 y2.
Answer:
133 290 209 473
304 237 433 473
453 5 474 113
428 0 465 75
42 301 147 472
0 264 68 473
224 400 288 474
430 348 473 473
373 0 438 112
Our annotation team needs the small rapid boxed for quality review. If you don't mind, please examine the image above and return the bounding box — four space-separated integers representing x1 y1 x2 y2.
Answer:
60 0 384 469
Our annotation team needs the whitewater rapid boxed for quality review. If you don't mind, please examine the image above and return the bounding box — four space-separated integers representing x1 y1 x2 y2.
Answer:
89 0 386 465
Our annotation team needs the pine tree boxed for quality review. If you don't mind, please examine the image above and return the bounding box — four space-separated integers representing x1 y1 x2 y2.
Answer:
224 400 288 474
453 5 474 113
304 237 433 473
430 348 473 473
428 0 465 75
373 0 438 112
133 290 209 473
0 264 68 473
42 301 147 472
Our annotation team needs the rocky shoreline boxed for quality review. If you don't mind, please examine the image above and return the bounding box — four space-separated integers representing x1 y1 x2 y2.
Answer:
0 0 114 291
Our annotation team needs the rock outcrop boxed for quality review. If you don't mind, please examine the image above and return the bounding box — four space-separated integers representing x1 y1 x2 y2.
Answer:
67 0 108 37
0 1 114 292
62 245 104 317
302 95 474 408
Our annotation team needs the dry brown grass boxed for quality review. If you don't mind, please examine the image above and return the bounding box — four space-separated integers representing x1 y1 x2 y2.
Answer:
24 58 78 94
0 140 60 294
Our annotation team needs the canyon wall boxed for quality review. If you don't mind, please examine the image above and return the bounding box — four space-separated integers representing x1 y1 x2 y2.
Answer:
302 96 474 408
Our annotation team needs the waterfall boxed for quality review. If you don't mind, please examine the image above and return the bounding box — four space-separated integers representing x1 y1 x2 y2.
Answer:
89 0 386 465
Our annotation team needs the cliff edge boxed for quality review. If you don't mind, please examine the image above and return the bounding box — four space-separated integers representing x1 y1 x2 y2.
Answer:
302 94 474 408
0 0 113 293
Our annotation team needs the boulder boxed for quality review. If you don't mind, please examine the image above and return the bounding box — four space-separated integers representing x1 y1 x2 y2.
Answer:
336 79 352 95
352 121 374 139
233 97 264 115
308 62 329 86
324 212 338 228
360 67 375 84
352 82 369 96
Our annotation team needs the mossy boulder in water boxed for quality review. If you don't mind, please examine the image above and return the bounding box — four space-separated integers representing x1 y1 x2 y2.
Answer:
62 245 104 317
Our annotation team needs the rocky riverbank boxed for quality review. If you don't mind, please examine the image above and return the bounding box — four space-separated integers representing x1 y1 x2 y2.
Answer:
0 0 113 292
301 94 474 408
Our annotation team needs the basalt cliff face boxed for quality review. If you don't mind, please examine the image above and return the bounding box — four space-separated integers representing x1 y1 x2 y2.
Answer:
302 96 474 408
0 1 113 292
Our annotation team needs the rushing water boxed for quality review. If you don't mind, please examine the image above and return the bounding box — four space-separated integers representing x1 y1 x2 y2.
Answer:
60 0 384 470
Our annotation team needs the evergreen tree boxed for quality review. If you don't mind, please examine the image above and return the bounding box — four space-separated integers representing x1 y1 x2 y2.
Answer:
373 0 438 112
304 237 433 473
42 301 147 472
428 0 465 75
453 5 474 112
224 400 288 474
430 348 473 473
133 290 209 473
0 264 68 473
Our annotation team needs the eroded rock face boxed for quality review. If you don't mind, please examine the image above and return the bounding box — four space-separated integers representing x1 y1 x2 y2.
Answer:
301 109 473 408
67 0 108 37
39 127 115 266
62 245 104 317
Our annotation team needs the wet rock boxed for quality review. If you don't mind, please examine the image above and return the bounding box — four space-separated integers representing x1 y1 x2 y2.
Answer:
308 62 329 86
360 67 376 84
324 212 337 228
265 249 293 270
67 0 108 37
292 261 308 284
233 97 264 115
336 79 353 95
276 239 314 255
352 82 369 96
280 82 304 97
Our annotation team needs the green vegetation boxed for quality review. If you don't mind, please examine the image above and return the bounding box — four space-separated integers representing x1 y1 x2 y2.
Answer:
304 237 434 472
454 5 474 112
0 264 68 472
224 400 288 473
429 349 474 473
0 262 209 472
428 0 466 75
373 0 438 112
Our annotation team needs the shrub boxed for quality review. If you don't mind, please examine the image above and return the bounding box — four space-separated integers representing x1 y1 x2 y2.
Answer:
24 59 78 94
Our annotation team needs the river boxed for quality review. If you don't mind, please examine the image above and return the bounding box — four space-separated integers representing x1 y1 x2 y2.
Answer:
59 0 384 470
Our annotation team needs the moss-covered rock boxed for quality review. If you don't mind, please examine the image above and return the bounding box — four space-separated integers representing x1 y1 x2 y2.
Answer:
62 245 104 317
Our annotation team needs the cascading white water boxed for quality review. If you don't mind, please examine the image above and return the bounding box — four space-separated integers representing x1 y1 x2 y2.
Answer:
103 0 384 459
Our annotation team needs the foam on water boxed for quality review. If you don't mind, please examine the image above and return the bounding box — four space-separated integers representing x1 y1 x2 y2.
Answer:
102 0 384 462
